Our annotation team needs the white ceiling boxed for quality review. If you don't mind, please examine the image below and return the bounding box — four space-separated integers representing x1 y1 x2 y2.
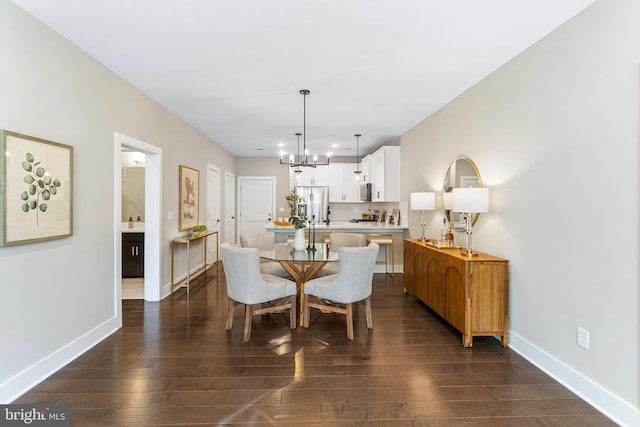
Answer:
11 0 596 158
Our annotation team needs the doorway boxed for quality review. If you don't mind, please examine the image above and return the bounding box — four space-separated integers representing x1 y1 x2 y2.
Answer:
206 164 220 265
114 132 162 327
121 150 145 299
237 176 275 239
224 171 236 244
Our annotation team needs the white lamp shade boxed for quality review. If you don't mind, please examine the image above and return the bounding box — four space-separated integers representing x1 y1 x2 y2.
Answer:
452 187 489 213
410 192 436 211
443 191 453 210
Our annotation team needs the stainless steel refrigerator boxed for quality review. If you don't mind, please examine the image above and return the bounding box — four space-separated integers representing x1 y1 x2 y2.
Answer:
294 186 329 225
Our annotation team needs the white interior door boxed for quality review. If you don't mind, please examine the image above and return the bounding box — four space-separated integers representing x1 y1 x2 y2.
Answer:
224 171 236 244
206 164 221 265
238 176 275 239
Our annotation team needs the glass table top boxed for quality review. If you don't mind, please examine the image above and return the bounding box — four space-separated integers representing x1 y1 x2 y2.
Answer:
260 242 339 262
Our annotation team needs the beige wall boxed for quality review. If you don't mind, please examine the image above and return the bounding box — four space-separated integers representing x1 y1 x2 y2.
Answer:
400 0 639 424
235 157 363 216
0 0 235 402
121 167 145 221
236 157 290 215
2 0 639 423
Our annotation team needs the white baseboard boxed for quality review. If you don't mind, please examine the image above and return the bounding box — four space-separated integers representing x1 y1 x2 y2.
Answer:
509 331 639 427
164 261 219 298
0 317 119 404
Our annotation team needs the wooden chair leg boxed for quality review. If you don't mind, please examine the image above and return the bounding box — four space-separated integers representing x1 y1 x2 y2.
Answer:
289 295 297 329
225 297 234 330
303 294 310 328
346 303 354 340
365 297 373 329
243 304 253 342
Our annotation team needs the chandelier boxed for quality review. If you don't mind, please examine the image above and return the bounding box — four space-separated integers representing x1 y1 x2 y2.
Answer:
280 89 331 168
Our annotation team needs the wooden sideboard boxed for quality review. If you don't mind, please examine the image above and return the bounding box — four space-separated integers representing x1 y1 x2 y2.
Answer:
403 238 509 347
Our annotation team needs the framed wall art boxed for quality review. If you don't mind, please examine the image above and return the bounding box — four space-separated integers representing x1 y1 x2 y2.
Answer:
179 165 199 231
0 130 74 246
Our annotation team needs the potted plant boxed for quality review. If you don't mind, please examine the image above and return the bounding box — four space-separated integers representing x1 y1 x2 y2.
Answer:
285 192 307 250
191 224 207 237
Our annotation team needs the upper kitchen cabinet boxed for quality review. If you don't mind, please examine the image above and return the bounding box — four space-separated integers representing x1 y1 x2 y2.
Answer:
359 155 371 183
328 163 360 203
370 146 400 202
289 166 329 188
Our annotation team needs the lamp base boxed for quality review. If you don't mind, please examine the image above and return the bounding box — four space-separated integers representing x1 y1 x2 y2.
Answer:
461 249 479 257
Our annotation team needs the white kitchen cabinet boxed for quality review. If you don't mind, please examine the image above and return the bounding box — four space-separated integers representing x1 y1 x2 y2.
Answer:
289 166 329 188
370 146 400 202
328 163 360 203
359 155 371 183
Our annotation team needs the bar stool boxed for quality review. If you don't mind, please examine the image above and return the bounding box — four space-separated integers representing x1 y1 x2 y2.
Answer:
368 233 394 278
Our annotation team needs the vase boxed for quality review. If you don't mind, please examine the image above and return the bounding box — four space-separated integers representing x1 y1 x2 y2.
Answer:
293 228 306 251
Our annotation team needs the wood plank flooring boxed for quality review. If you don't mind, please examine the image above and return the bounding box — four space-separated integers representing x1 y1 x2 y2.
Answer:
14 267 615 426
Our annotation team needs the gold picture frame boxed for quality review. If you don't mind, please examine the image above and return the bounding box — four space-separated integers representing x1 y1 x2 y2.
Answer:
179 165 199 231
0 130 74 246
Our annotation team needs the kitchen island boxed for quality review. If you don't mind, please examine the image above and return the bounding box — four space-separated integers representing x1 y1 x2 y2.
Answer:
265 222 407 274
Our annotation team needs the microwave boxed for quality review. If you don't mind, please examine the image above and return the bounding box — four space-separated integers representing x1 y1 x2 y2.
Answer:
359 183 372 201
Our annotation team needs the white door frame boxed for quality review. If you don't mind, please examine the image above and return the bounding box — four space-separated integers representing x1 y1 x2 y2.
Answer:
224 171 236 244
114 132 163 326
206 164 221 265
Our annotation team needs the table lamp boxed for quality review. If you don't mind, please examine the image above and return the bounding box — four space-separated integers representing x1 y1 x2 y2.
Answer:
452 187 489 256
410 192 436 242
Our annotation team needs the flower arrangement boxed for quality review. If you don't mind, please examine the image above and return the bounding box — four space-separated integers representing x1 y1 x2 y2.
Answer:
285 192 307 229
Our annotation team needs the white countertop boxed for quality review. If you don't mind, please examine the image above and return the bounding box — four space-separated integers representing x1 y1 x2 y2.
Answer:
121 222 145 233
265 222 407 231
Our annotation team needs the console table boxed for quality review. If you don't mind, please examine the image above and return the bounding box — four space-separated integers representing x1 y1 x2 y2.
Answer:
171 231 218 294
403 238 509 347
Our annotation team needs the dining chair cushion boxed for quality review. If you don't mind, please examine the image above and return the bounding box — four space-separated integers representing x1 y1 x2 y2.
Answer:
303 243 379 339
317 232 368 277
221 242 296 304
327 232 367 251
239 232 289 278
305 242 378 304
239 232 276 251
220 242 297 342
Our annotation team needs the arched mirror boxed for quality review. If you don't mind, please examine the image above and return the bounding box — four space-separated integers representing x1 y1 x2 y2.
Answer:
443 157 482 231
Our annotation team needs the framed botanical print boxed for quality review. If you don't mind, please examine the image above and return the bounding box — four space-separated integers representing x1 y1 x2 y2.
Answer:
0 130 74 246
179 165 199 231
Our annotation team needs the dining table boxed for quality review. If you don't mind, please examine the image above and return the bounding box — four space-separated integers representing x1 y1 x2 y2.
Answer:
260 242 338 326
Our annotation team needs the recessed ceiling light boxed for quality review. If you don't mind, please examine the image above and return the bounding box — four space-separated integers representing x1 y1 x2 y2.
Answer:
277 143 284 147
331 143 338 148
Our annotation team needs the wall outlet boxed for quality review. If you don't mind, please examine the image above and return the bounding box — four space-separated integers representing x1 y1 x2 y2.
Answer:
167 210 173 220
577 327 589 350
279 207 285 212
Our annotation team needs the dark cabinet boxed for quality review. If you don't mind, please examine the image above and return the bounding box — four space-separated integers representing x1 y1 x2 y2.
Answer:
122 233 144 278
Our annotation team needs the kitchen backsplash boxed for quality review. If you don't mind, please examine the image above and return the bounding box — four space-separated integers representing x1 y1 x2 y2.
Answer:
328 202 400 223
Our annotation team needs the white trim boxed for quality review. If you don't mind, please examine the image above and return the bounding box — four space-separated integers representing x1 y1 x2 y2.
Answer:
114 132 163 307
509 331 638 427
0 317 118 403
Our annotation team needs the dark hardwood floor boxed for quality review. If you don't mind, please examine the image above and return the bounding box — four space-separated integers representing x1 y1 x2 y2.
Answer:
14 267 615 426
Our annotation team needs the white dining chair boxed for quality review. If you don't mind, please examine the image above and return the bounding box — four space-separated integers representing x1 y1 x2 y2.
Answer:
239 232 289 277
316 232 367 277
303 242 379 340
220 242 297 342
